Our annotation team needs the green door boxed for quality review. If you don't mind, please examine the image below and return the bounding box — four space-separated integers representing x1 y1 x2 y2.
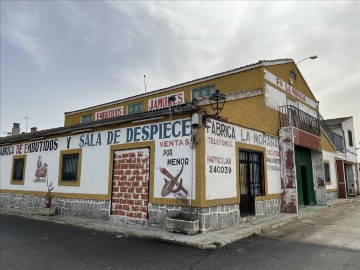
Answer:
295 146 316 206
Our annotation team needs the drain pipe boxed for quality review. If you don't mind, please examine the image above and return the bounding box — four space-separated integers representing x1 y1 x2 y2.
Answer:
190 113 200 215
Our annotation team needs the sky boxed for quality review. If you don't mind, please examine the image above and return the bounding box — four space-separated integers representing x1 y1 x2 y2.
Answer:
1 1 359 154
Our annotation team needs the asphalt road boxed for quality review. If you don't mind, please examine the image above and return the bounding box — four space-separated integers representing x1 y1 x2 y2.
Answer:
263 196 360 251
1 213 359 270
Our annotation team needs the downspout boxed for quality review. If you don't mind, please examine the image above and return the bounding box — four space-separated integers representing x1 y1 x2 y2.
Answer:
340 124 348 195
190 112 200 216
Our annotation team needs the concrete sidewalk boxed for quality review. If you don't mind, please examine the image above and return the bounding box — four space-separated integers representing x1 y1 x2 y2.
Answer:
0 198 354 250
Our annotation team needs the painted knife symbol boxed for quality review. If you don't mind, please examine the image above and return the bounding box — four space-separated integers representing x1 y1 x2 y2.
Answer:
160 165 188 197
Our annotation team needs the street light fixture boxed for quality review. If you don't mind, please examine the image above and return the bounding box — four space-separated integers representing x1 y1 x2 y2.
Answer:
296 55 318 65
209 89 226 118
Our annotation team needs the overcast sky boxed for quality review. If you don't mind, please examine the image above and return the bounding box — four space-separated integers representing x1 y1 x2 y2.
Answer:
1 1 359 152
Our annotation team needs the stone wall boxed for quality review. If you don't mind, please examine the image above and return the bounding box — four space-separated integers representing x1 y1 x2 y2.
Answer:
2 192 282 230
0 193 110 219
326 191 338 201
148 203 240 232
198 204 240 231
255 198 281 216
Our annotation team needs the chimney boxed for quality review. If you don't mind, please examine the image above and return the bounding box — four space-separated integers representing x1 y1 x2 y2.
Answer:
30 127 38 133
12 123 20 136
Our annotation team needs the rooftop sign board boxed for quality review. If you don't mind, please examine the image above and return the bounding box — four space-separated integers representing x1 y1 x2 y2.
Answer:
148 92 184 111
95 106 123 121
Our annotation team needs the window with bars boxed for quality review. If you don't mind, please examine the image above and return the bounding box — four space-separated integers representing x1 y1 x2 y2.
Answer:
59 149 81 186
348 130 353 147
11 155 26 184
128 102 144 115
324 162 331 183
191 85 216 100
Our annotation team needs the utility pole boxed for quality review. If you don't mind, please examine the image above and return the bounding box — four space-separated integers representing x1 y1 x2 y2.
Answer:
144 75 147 93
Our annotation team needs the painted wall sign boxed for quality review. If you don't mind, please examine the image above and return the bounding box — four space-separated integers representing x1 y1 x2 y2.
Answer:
264 69 317 109
205 119 281 200
95 106 123 121
265 83 286 110
205 120 237 200
0 118 193 200
265 83 317 118
148 92 184 111
0 139 59 156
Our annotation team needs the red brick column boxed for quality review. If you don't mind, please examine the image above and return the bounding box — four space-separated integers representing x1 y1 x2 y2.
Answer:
111 148 149 220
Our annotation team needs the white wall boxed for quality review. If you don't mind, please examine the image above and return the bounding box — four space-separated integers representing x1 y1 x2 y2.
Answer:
0 118 194 199
205 119 281 200
342 118 358 163
322 150 338 190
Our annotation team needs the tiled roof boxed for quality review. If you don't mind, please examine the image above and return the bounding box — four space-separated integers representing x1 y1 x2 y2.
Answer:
324 117 353 127
64 58 294 115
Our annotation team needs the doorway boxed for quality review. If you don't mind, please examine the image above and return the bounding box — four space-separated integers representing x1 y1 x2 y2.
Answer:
336 160 347 198
295 146 316 207
239 149 264 216
111 148 150 220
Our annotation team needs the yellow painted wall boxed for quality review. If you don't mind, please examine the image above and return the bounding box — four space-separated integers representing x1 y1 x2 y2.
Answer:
64 67 264 126
265 62 317 103
321 129 336 152
220 95 280 136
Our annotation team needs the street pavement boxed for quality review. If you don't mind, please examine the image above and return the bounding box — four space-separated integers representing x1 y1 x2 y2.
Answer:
0 197 357 250
2 214 359 270
263 195 360 251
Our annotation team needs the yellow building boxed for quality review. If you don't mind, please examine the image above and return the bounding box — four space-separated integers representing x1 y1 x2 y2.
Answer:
0 59 339 231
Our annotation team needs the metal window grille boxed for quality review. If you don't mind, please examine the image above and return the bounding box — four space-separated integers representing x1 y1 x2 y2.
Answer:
61 153 79 181
324 163 331 183
12 158 25 181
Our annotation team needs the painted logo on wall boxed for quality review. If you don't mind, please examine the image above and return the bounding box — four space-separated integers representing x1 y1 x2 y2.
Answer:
34 156 48 182
160 164 188 197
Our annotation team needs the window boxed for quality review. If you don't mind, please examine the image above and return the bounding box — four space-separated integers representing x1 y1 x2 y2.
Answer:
80 114 92 123
191 85 216 100
58 149 82 186
11 155 26 185
348 130 353 147
128 102 144 115
324 162 331 184
289 70 297 81
239 150 265 196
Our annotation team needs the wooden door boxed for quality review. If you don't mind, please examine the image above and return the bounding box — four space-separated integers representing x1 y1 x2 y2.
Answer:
336 160 347 198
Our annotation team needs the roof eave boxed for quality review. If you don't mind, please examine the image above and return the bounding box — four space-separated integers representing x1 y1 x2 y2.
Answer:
1 105 199 145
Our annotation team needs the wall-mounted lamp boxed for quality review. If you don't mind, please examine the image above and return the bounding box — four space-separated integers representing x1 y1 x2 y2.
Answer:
209 89 226 117
202 89 227 122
